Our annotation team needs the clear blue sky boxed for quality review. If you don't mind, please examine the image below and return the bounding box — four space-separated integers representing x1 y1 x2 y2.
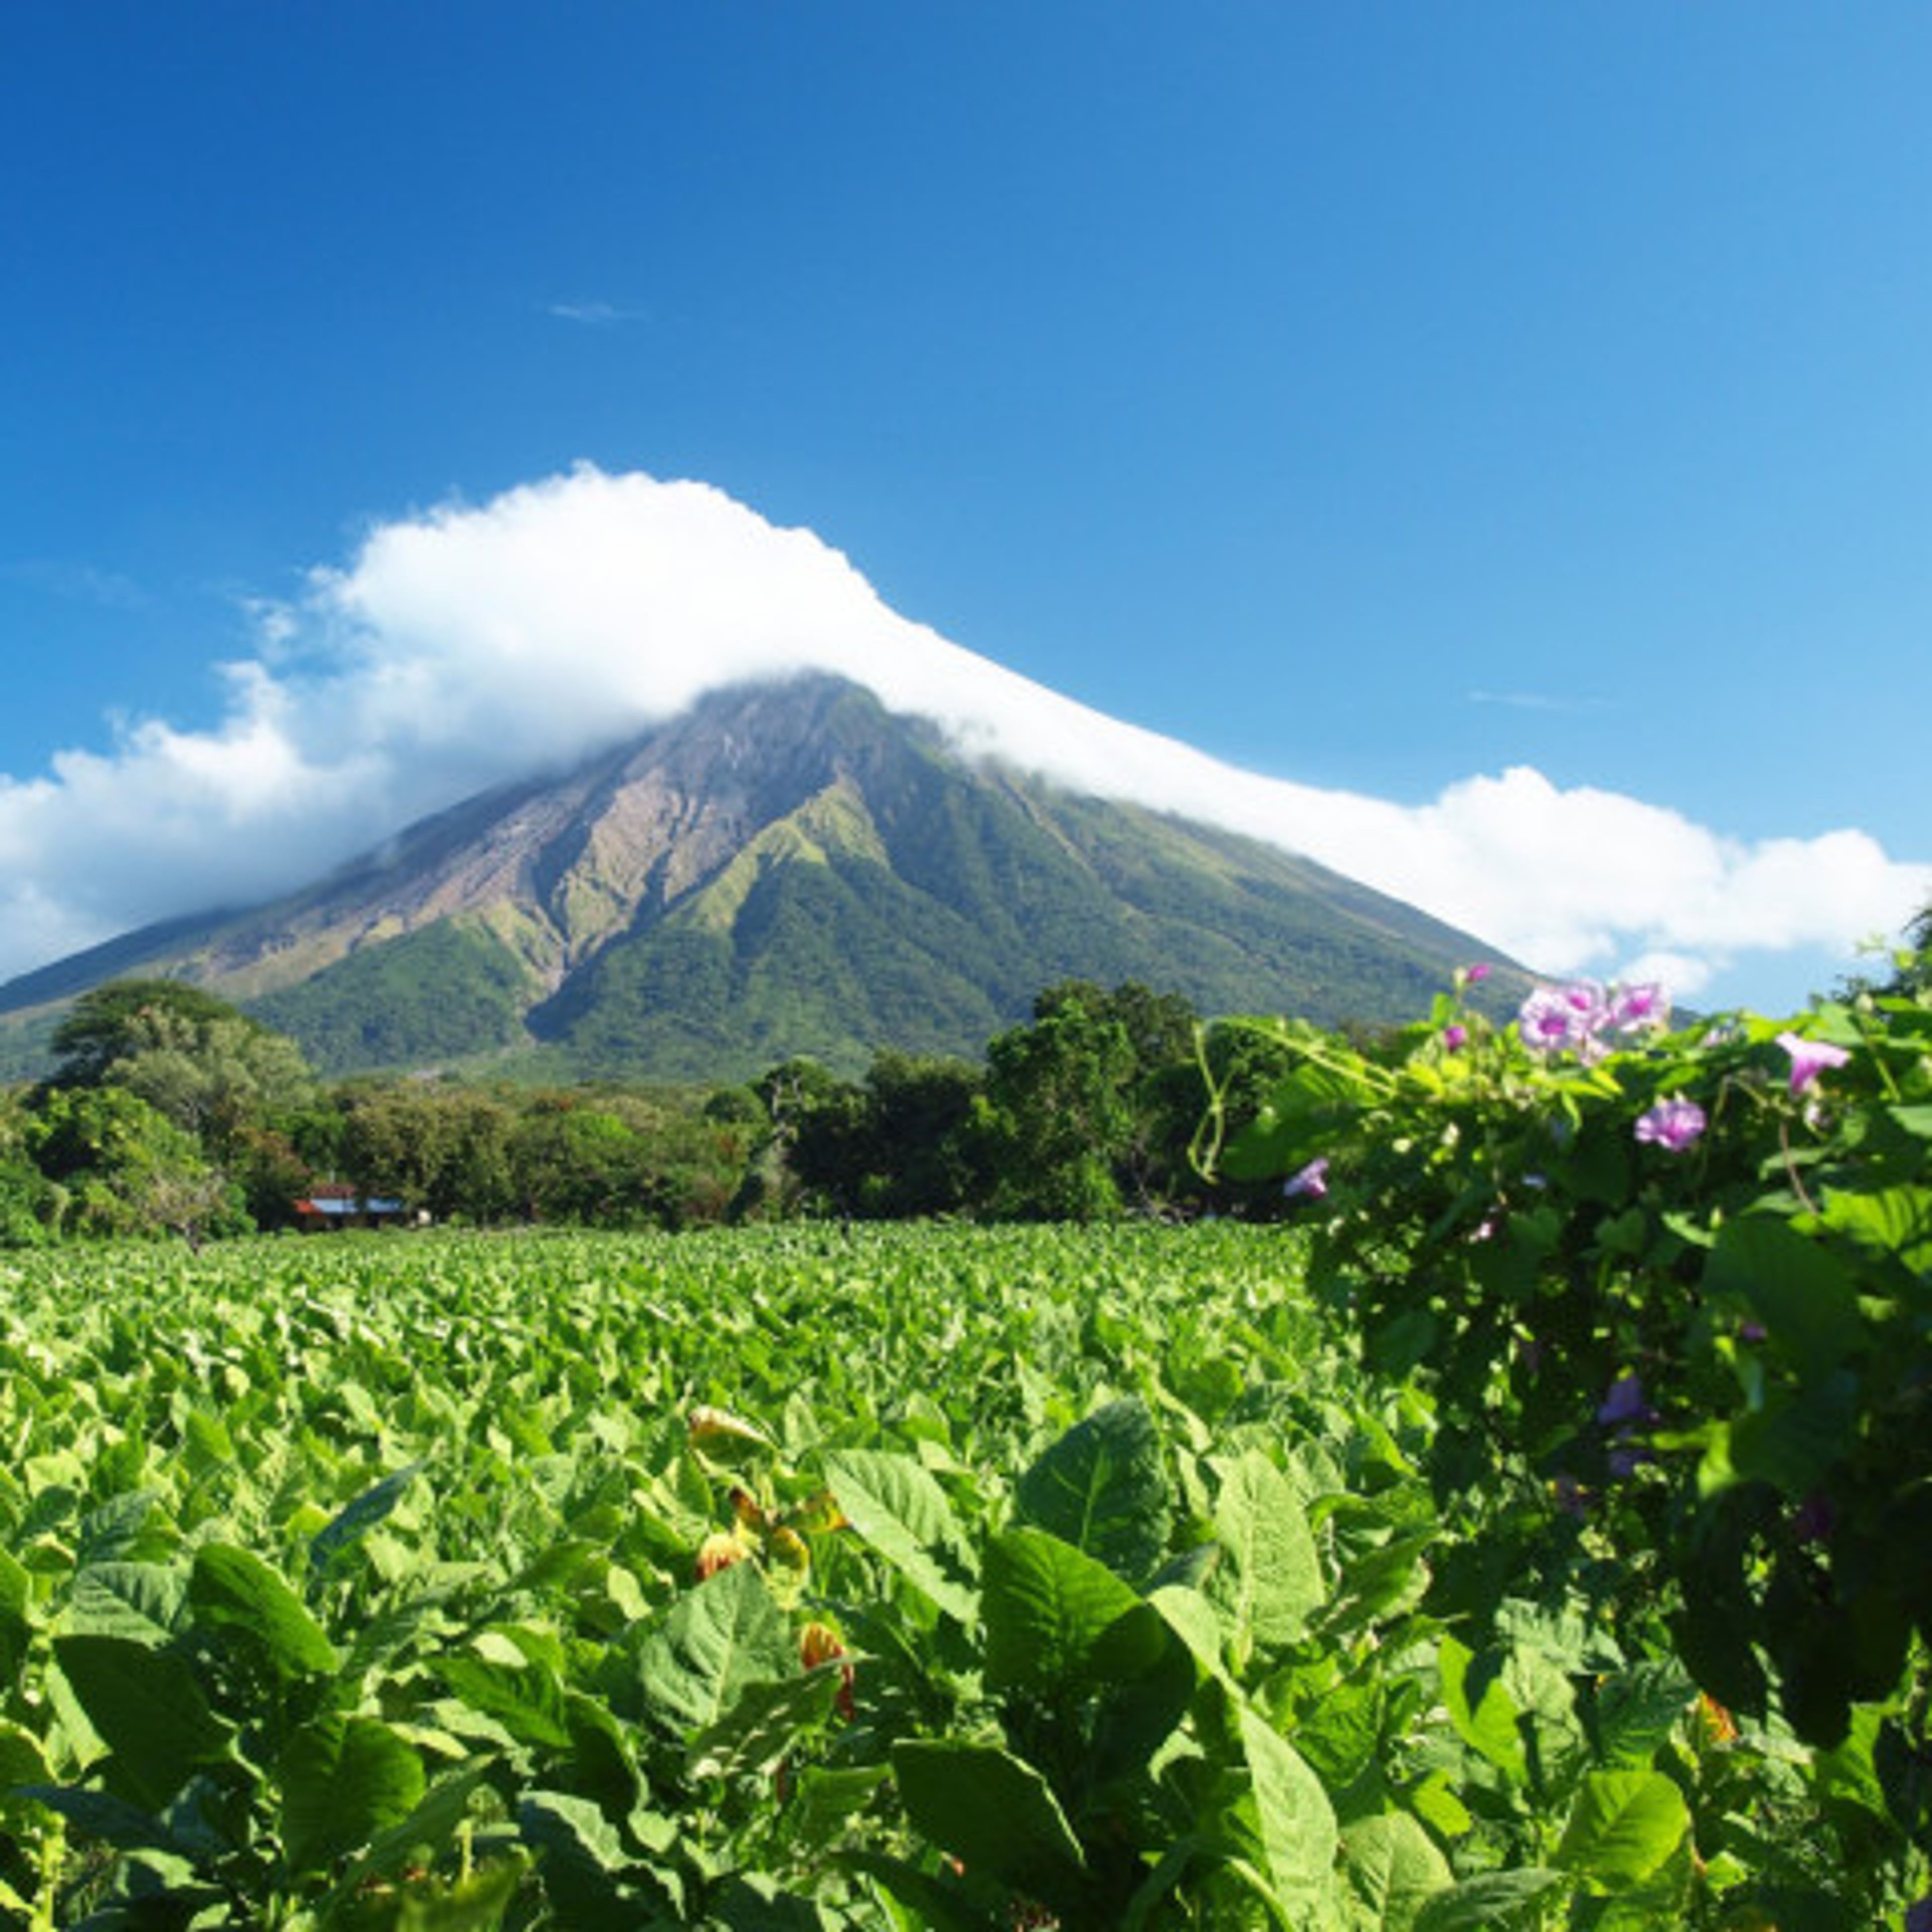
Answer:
2 5 1927 1008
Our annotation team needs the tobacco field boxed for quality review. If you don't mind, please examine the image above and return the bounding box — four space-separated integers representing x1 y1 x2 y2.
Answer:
3 1169 1925 1928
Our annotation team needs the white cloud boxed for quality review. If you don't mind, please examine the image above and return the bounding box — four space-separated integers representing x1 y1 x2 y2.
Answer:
1 465 1926 1008
546 300 651 325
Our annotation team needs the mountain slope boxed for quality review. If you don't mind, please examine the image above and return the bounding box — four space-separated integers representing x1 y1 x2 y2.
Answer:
0 675 1524 1080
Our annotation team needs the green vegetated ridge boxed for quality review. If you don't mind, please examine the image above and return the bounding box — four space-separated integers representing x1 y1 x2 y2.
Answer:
0 675 1524 1081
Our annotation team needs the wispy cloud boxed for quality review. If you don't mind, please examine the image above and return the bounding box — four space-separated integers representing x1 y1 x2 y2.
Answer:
0 557 149 610
1 466 1925 1005
545 299 651 326
1467 688 1611 715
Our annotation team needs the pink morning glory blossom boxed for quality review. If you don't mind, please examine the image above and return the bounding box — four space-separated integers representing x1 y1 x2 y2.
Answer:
1442 1022 1468 1052
1520 978 1670 1062
1607 982 1669 1034
1634 1094 1706 1152
1776 1030 1851 1095
1519 983 1603 1057
1282 1156 1329 1201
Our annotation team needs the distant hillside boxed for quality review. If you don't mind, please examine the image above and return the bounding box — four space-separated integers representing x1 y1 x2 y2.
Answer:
0 675 1528 1081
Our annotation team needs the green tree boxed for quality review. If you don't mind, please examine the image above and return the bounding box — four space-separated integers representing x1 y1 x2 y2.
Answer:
46 979 320 1224
859 1050 988 1217
104 1005 316 1162
509 1099 661 1226
0 1087 60 1246
48 978 239 1088
980 982 1205 1218
762 1063 870 1216
23 1084 244 1243
338 1081 517 1222
982 989 1139 1219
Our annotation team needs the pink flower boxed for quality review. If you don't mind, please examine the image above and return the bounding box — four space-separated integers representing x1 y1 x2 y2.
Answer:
1465 962 1492 984
1518 981 1614 1061
1634 1094 1706 1152
1776 1031 1851 1095
1442 1022 1469 1052
1282 1157 1329 1201
1607 982 1669 1035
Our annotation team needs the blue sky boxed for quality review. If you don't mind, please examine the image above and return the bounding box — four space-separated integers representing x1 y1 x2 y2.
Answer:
2 4 1927 1012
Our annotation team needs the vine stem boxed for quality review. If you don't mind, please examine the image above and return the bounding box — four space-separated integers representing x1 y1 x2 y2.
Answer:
1778 1117 1821 1216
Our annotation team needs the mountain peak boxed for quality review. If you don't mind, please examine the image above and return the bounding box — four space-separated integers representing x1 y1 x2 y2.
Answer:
1 674 1519 1080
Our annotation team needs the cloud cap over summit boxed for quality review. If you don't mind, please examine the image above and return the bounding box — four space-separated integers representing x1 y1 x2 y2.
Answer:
1 466 1925 1006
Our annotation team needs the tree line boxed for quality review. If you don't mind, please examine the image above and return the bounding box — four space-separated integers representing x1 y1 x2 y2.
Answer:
0 977 1304 1247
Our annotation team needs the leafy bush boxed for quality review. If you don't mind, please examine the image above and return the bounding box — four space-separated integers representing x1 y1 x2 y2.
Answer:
1215 958 1932 1921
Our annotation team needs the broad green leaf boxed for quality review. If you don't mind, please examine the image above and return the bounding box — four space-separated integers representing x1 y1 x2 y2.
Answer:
439 1647 574 1751
60 1562 189 1645
1327 1528 1435 1632
706 1871 841 1928
10 1783 191 1854
892 1740 1090 1919
1500 1642 1588 1795
1236 1699 1339 1923
1222 1055 1369 1180
1292 1675 1385 1792
324 1762 500 1913
1705 1214 1864 1367
1340 1812 1454 1932
1820 1182 1932 1277
0 1718 49 1792
280 1712 426 1876
518 1789 676 1927
1554 1768 1691 1890
0 1548 28 1688
821 1448 977 1623
686 1667 842 1782
1581 1836 1696 1929
51 1634 232 1810
1438 1634 1525 1780
1812 1704 1891 1831
1016 1397 1171 1585
982 1525 1154 1697
310 1461 425 1572
1727 1374 1859 1498
1148 1582 1229 1683
1204 1450 1325 1660
190 1542 339 1677
635 1559 793 1734
1408 1772 1473 1842
75 1490 168 1566
1412 1868 1570 1931
1591 1660 1695 1767
837 1851 997 1932
783 1764 893 1858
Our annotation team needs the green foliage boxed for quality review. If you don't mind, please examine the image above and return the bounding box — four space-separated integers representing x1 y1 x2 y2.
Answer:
49 978 243 1088
2 1214 1923 1926
251 919 539 1074
1213 964 1932 1924
21 1082 246 1241
982 987 1140 1219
